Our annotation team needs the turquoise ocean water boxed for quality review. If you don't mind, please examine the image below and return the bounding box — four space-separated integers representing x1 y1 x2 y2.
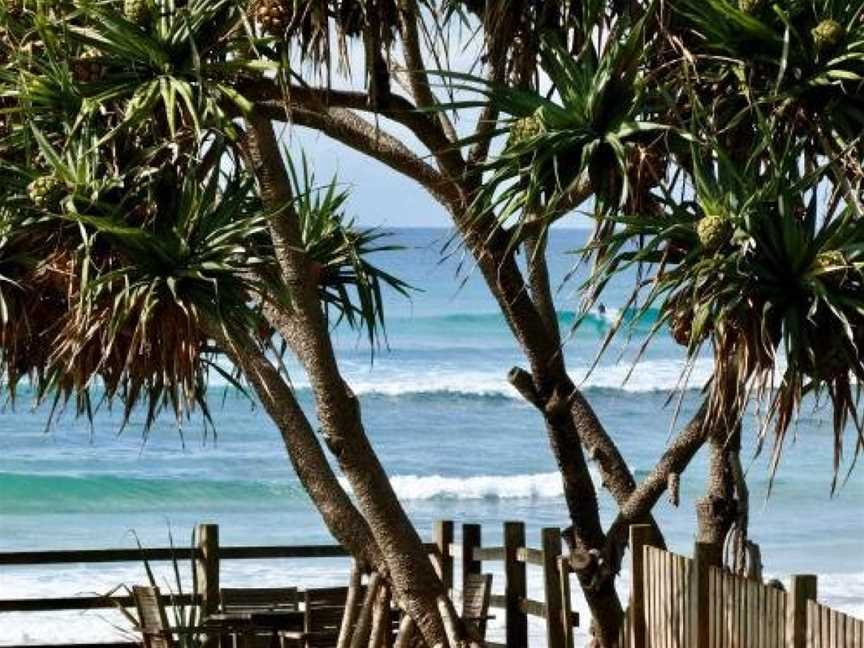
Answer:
1 228 861 645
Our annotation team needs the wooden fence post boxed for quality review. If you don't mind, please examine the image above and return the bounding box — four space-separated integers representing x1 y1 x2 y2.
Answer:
694 542 712 648
541 528 565 648
462 523 481 593
196 523 220 617
787 574 817 648
434 520 454 595
629 524 653 648
557 556 575 648
504 521 528 648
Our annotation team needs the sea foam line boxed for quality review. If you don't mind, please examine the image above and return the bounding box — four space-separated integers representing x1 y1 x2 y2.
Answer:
317 358 715 399
339 472 567 500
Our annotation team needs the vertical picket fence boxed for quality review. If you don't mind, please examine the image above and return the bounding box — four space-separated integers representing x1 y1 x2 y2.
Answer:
806 599 864 647
706 566 789 647
623 524 864 648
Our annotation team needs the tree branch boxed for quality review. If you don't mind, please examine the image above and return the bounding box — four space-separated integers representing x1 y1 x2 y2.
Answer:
244 80 463 182
395 1 460 152
253 99 462 208
601 401 709 569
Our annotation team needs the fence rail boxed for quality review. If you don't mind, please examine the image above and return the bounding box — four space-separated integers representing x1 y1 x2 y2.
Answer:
0 521 578 648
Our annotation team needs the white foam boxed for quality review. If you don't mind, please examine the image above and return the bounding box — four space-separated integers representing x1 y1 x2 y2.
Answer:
389 472 566 500
302 358 716 399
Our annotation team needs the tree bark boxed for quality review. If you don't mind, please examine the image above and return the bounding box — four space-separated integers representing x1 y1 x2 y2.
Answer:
696 422 740 568
242 109 457 648
603 401 708 567
212 328 384 570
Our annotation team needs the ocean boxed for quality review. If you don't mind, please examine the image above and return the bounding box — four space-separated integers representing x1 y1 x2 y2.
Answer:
1 228 862 646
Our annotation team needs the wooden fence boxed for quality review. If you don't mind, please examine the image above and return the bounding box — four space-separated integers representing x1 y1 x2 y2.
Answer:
622 524 864 648
434 521 579 648
0 520 577 648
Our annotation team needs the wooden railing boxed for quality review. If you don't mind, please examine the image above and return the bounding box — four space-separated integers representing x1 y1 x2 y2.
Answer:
432 521 579 648
621 524 864 648
0 520 578 648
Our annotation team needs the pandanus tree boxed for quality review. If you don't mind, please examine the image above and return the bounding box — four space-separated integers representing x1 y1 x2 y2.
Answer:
1 0 862 647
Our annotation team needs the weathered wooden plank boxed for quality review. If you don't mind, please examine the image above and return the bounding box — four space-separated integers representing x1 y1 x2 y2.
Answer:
711 567 718 648
541 528 565 648
434 520 454 594
0 593 197 612
518 597 546 618
462 523 482 595
775 587 783 648
473 546 505 561
791 576 818 648
0 543 366 565
756 579 764 648
780 589 788 647
832 608 843 648
766 586 775 648
516 547 543 566
656 549 663 648
659 548 667 648
489 593 506 608
672 552 678 648
0 643 137 648
678 555 687 648
558 556 574 648
822 603 831 648
671 552 679 648
630 525 652 648
694 543 711 648
649 547 658 648
0 547 196 565
196 523 219 617
688 557 696 648
752 579 761 648
737 571 745 648
221 545 350 559
503 521 527 648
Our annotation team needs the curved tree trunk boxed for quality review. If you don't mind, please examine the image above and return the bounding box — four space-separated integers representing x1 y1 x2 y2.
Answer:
241 110 457 648
696 422 741 568
213 328 384 570
457 218 659 645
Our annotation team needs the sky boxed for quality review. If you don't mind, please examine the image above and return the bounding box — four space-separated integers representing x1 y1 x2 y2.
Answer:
276 34 594 230
284 123 448 229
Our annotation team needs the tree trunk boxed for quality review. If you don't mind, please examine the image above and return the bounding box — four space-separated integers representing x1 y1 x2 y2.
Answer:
213 328 384 569
602 401 709 570
695 423 740 568
458 220 658 645
242 110 457 648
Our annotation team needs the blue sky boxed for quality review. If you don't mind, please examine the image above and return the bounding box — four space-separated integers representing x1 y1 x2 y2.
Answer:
285 124 445 229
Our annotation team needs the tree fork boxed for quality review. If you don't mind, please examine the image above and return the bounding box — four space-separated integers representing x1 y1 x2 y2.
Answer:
244 110 457 648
